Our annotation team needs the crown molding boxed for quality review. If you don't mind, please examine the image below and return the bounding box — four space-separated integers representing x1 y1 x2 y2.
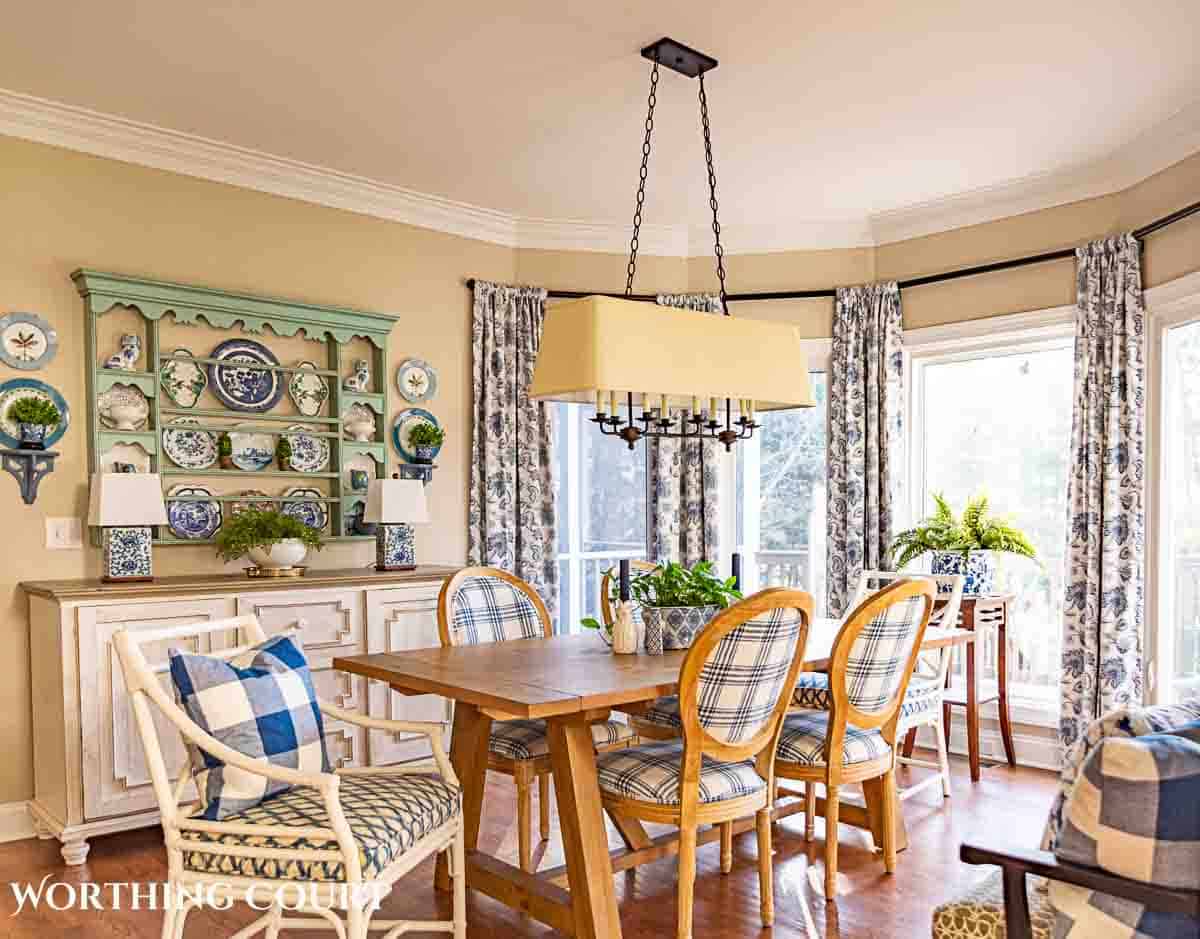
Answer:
0 87 1197 257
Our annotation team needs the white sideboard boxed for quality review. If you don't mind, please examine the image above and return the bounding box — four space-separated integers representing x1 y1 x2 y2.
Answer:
21 565 459 865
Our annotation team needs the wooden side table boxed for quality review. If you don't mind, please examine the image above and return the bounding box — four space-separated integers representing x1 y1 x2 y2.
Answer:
902 593 1017 781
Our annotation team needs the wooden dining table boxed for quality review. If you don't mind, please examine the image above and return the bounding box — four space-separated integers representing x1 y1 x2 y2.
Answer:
334 618 973 939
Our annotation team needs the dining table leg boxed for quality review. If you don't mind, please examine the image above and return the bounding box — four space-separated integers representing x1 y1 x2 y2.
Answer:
862 775 909 854
435 701 492 892
547 711 622 939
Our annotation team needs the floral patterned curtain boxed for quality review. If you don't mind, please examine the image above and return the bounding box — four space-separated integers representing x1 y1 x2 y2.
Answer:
1059 234 1146 750
825 282 903 617
468 281 558 617
647 294 723 566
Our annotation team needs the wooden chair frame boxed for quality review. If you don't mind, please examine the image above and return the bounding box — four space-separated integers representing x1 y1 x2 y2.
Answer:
775 577 935 901
600 587 815 939
437 566 636 874
113 614 466 939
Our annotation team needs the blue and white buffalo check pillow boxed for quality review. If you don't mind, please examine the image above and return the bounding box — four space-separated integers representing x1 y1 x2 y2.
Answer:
169 634 331 820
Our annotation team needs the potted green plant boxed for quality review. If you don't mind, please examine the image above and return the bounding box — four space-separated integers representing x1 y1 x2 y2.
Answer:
890 493 1036 595
8 398 61 450
408 421 444 464
215 508 324 571
274 435 292 471
217 432 234 470
586 560 740 654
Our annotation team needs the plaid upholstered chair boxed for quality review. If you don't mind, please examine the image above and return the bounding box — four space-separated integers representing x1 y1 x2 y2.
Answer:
595 587 814 939
113 614 466 939
775 576 935 901
437 566 636 872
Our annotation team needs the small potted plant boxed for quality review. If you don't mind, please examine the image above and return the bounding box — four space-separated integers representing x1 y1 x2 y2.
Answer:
217 432 234 470
602 560 741 654
408 421 444 464
890 493 1036 595
274 436 292 471
215 508 324 571
8 398 61 450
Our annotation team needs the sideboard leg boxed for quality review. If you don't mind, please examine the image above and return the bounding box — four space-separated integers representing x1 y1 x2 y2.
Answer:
61 838 89 866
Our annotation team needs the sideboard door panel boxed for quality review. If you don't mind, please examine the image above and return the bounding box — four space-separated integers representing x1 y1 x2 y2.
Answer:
365 587 451 765
78 598 236 822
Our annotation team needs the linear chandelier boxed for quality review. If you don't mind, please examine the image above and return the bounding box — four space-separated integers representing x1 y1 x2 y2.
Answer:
528 38 815 449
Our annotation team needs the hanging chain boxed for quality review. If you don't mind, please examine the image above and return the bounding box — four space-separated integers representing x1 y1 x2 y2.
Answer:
698 71 728 314
625 55 659 296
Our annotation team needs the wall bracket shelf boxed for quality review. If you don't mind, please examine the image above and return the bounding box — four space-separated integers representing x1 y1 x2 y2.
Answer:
1 449 59 505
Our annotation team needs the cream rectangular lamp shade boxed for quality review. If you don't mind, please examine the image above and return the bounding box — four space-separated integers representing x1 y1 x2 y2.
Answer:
364 478 429 572
87 473 168 582
527 295 815 410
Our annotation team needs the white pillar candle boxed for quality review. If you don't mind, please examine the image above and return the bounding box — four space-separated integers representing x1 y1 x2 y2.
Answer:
608 391 617 417
595 389 605 415
709 396 719 419
691 395 700 416
748 400 756 420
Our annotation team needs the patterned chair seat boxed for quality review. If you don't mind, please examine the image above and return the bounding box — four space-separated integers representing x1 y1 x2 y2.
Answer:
489 718 636 761
776 710 892 766
596 740 766 805
635 696 682 731
791 672 942 722
931 871 1055 939
182 772 461 882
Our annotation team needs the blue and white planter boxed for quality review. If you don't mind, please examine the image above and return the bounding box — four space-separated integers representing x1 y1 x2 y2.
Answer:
930 550 995 595
641 605 718 655
375 523 416 571
102 526 153 581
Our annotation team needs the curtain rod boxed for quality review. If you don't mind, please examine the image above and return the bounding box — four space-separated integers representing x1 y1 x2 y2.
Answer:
464 196 1200 301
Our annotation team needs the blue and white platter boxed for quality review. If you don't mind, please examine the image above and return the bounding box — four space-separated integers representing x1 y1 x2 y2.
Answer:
162 417 218 469
392 407 440 463
207 339 285 413
229 424 274 472
281 487 328 531
166 484 223 540
285 424 330 473
0 378 70 449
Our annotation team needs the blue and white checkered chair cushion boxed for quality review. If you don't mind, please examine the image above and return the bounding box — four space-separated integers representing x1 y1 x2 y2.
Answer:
596 740 766 805
844 594 926 714
776 711 892 766
791 672 940 724
170 635 331 820
449 575 542 646
488 718 636 761
637 696 682 731
182 772 461 882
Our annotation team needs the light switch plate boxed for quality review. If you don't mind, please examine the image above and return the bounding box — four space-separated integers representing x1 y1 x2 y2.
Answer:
45 517 83 550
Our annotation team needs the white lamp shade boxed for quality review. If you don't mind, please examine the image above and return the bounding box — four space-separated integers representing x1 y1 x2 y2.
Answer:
364 478 429 525
87 473 169 527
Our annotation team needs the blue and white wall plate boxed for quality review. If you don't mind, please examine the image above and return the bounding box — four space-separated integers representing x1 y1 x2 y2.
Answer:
284 424 330 472
229 424 274 472
166 484 223 540
0 378 70 449
396 358 438 404
160 348 207 409
0 313 57 371
162 417 218 469
392 408 440 462
281 487 328 531
288 361 329 417
207 339 285 412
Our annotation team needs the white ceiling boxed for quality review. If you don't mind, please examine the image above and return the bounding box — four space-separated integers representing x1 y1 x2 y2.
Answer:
2 0 1199 252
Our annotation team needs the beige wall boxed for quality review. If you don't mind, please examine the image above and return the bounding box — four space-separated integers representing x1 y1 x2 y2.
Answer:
0 130 1197 804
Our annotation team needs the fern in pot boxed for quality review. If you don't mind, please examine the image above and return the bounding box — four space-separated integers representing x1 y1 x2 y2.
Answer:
622 561 741 654
890 493 1035 595
215 508 324 571
8 398 61 450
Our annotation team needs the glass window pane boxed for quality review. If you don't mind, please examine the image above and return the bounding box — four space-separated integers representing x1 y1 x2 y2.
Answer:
920 347 1073 691
554 404 570 554
579 406 647 554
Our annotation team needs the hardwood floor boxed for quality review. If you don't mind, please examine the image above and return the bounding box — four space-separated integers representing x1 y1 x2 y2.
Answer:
0 755 1057 937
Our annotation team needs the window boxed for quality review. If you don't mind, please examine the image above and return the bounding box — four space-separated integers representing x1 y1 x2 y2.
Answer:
909 337 1075 716
734 373 828 609
554 403 648 633
1159 318 1200 703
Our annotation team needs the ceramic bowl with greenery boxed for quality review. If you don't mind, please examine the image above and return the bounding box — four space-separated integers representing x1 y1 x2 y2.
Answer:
215 508 324 570
408 421 445 464
8 398 61 449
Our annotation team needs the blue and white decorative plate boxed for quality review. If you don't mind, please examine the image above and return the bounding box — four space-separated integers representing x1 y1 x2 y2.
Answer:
396 358 438 403
229 423 274 472
392 408 441 463
162 417 218 469
0 312 58 371
281 487 328 531
0 378 70 449
207 339 284 413
285 424 330 473
166 484 223 540
160 348 207 409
